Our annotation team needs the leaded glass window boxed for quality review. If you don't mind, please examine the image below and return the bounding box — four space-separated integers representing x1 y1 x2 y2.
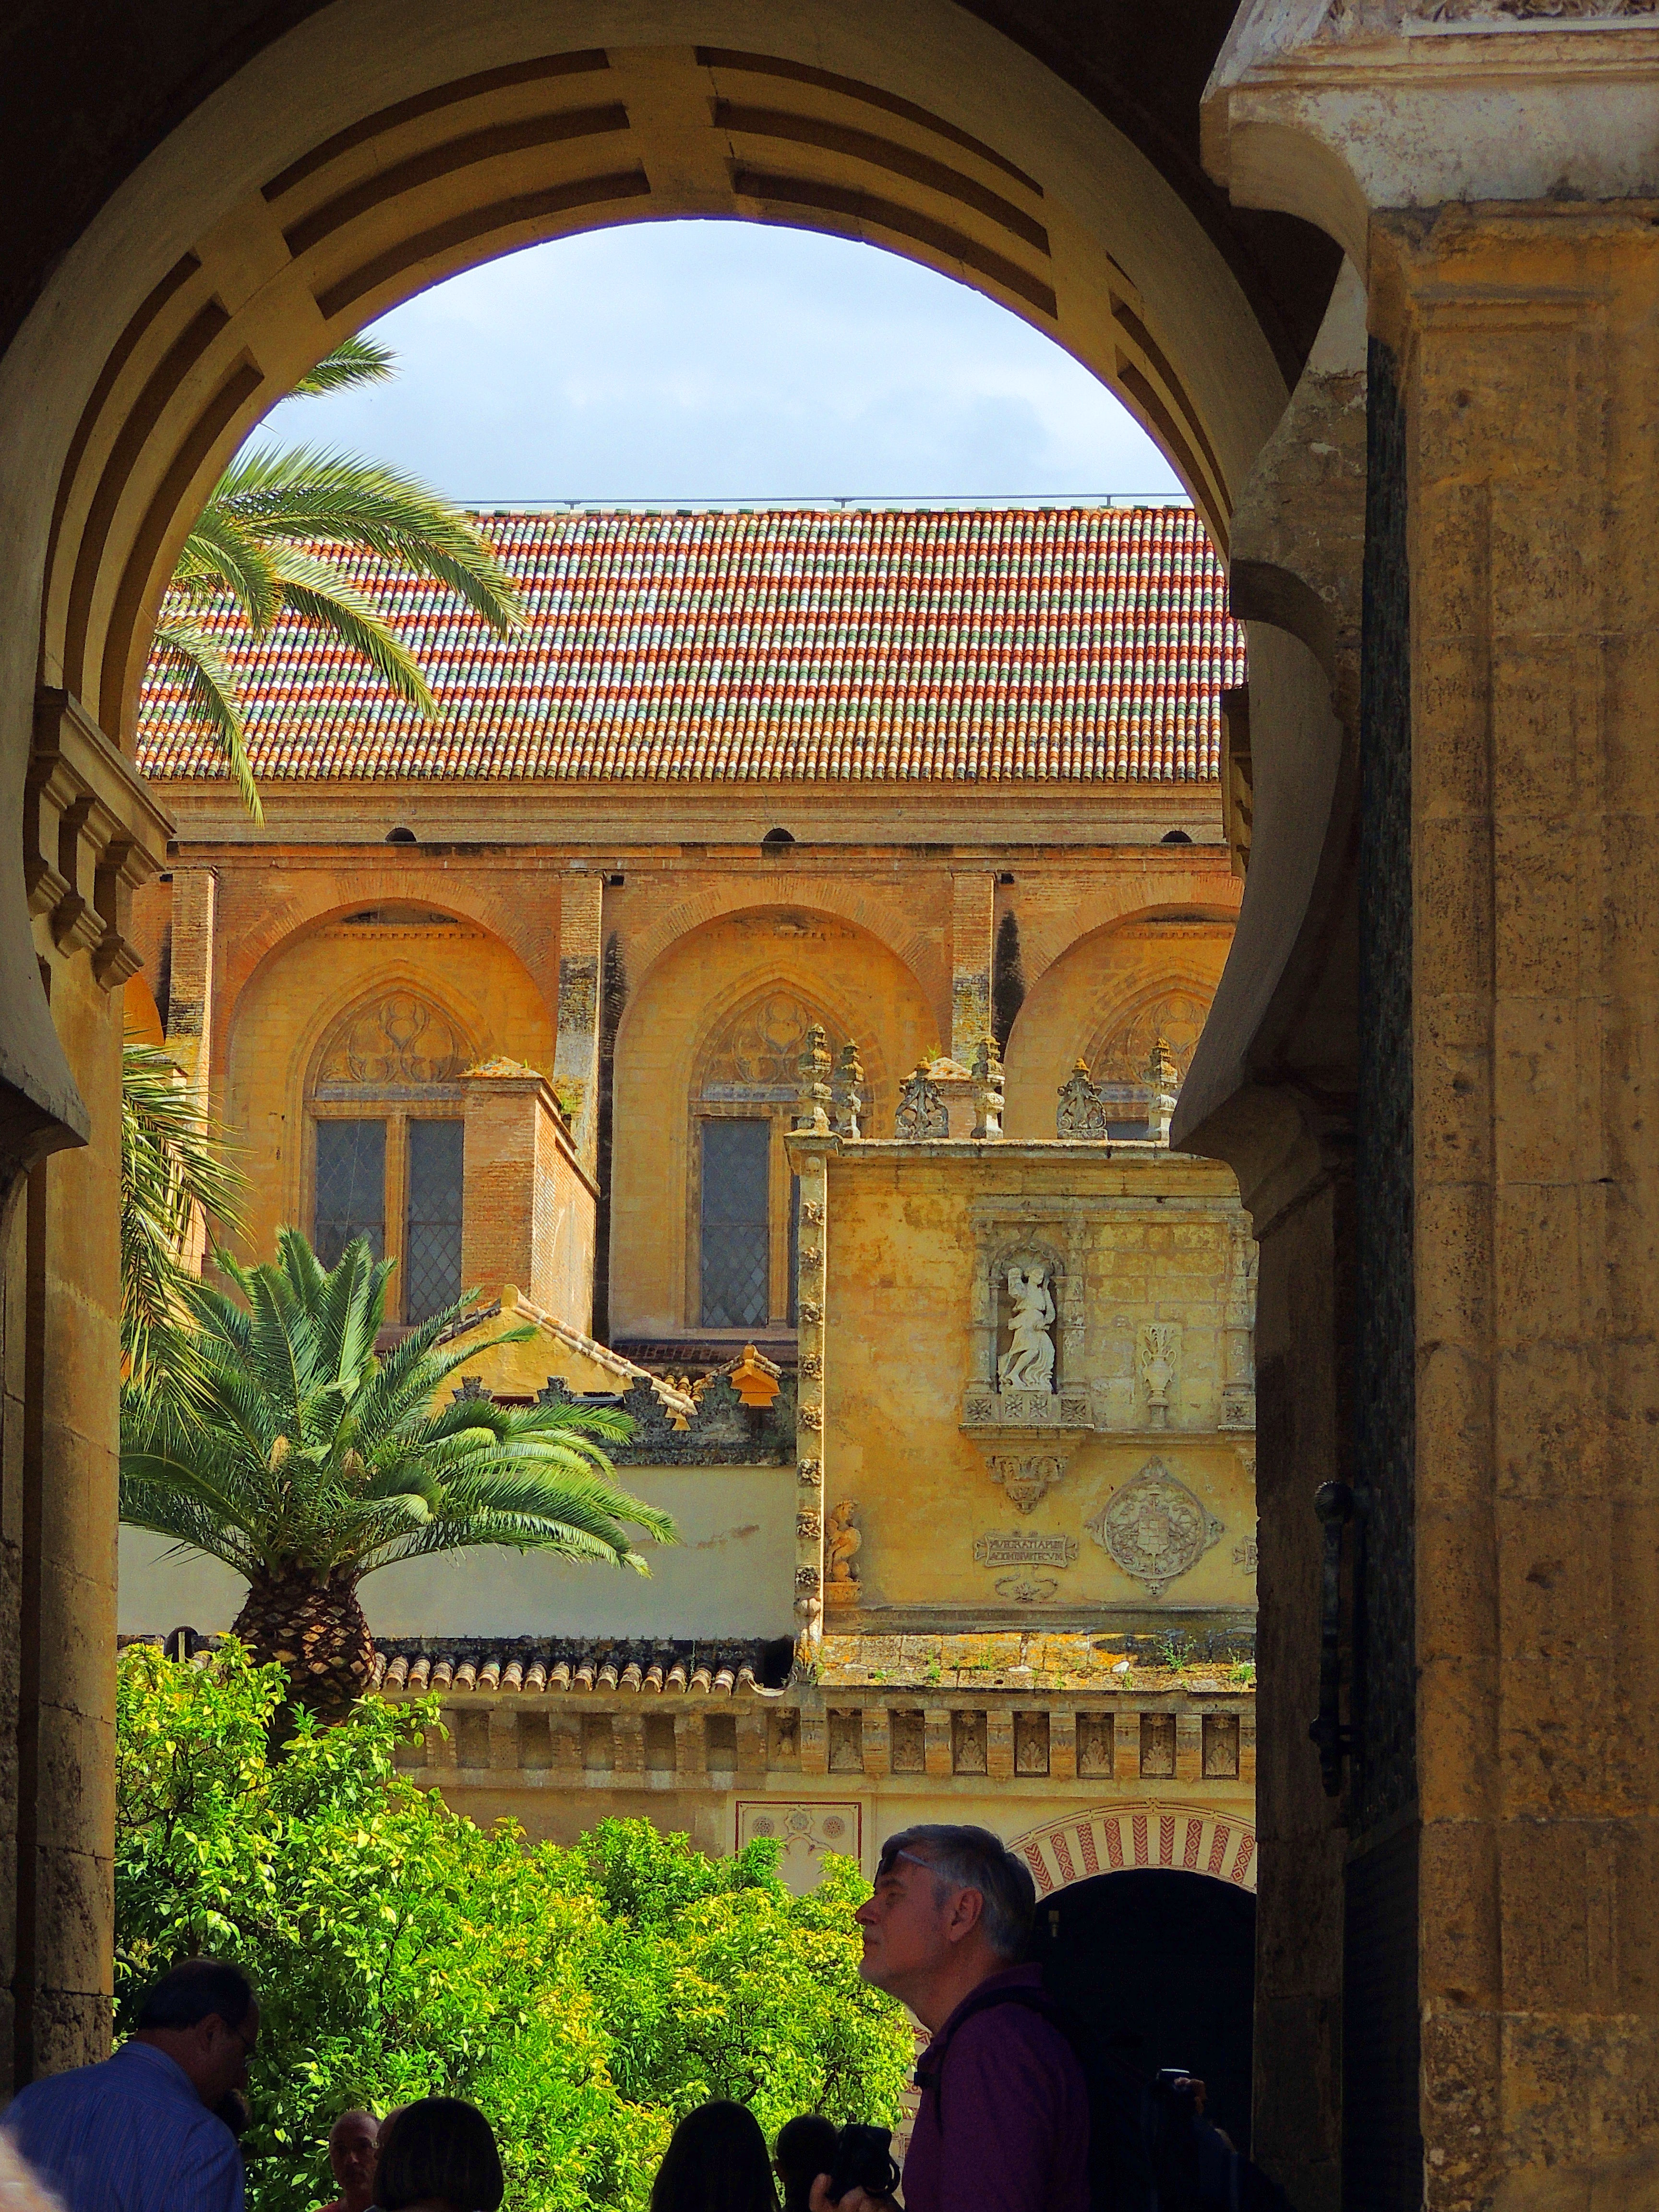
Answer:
314 1119 386 1266
405 1119 464 1322
700 1119 769 1326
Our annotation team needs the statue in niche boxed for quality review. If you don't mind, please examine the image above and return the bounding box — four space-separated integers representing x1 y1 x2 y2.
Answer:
998 1264 1056 1394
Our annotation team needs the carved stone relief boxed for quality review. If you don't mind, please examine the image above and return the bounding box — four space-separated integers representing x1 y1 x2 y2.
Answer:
1085 1457 1225 1597
983 1451 1068 1514
973 1531 1078 1568
894 1063 948 1139
995 1575 1061 1604
824 1499 861 1608
1056 1060 1108 1141
1139 1324 1181 1427
317 991 469 1087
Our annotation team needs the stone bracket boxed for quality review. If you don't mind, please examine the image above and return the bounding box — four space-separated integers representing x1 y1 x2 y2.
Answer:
28 688 172 991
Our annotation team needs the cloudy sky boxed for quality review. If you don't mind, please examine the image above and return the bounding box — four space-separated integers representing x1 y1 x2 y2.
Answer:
259 220 1182 503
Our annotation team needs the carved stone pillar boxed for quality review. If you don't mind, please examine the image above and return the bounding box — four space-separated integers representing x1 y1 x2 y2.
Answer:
7 692 169 2090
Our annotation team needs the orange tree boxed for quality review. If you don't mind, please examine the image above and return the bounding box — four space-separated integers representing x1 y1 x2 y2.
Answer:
115 1643 912 2212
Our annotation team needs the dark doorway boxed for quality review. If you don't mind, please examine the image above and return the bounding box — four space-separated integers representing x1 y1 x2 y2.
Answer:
1034 1871 1256 2153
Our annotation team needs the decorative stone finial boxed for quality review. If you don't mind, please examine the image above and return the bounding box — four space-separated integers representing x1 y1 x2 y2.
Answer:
1144 1034 1179 1144
832 1039 865 1140
793 1023 833 1132
971 1034 1005 1140
894 1062 948 1140
1056 1058 1107 1141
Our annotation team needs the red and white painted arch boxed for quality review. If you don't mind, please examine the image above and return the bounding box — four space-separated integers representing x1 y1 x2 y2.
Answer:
1008 1802 1257 1896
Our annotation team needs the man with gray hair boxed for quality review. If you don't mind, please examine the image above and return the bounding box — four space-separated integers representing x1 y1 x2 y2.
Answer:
811 1823 1088 2212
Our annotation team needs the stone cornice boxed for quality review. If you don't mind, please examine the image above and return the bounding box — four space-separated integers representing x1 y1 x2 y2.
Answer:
28 689 172 988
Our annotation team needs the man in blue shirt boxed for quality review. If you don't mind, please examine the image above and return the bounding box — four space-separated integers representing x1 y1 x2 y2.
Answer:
4 1958 258 2212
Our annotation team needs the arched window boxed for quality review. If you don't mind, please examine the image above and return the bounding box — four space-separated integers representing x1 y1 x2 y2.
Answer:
1082 978 1216 1138
690 988 850 1331
308 989 473 1324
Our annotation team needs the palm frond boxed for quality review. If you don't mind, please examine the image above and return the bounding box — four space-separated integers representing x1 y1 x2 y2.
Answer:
214 444 523 633
173 505 281 630
146 622 263 819
260 543 438 714
290 334 397 396
120 1231 675 1598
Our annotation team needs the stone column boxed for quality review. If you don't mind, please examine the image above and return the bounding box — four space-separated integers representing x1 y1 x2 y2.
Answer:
551 871 604 1178
949 873 995 1066
788 1037 831 1670
1201 17 1659 2208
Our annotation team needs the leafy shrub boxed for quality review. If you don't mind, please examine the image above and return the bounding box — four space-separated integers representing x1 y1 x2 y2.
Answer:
116 1644 911 2211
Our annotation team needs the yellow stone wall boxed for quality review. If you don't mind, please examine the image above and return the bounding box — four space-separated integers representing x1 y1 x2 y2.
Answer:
817 1143 1256 1627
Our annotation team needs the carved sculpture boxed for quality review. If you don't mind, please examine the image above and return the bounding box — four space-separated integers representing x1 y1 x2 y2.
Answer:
824 1499 861 1606
1085 1456 1224 1597
794 1023 833 1132
318 990 469 1087
832 1039 866 1140
1139 1323 1180 1427
894 1062 948 1140
971 1034 1005 1140
797 1456 823 1487
1056 1059 1107 1141
985 1451 1066 1513
994 1575 1060 1605
998 1264 1056 1393
1144 1034 1180 1145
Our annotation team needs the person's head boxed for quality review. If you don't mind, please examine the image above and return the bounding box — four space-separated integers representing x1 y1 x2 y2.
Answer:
651 2101 779 2212
855 1825 1034 2024
774 2116 839 2212
373 2099 502 2212
328 2109 380 2209
133 1958 259 2109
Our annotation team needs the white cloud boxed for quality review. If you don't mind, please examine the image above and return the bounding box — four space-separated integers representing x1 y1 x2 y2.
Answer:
258 220 1183 501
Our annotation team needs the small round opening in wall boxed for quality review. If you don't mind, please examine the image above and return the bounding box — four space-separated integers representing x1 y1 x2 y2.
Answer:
385 826 417 845
761 827 796 853
1160 829 1193 844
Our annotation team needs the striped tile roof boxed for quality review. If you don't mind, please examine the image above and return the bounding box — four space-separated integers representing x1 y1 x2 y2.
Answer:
136 503 1241 785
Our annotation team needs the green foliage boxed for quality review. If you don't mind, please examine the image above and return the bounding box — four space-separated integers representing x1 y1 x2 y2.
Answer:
120 1035 248 1422
151 337 522 821
116 1645 912 2212
120 1228 675 1587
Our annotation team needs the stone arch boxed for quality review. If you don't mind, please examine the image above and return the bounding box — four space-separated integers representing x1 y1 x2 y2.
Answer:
610 900 935 1336
691 976 886 1110
1002 907 1236 1143
14 5 1303 778
1008 1799 1258 1896
625 882 950 1047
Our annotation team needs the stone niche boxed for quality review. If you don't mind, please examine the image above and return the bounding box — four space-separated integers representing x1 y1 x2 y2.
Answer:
963 1221 1092 1433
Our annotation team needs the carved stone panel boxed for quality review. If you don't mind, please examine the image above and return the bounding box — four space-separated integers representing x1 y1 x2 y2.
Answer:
973 1530 1079 1568
982 1450 1068 1514
1077 1714 1115 1779
1085 1457 1224 1597
891 1710 926 1774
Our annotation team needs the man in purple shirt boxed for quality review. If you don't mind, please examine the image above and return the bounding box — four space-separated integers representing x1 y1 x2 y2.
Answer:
4 1957 258 2212
812 1824 1089 2212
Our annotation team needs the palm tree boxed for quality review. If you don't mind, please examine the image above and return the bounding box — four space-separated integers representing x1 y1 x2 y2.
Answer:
120 1229 676 1725
147 335 523 819
120 1035 247 1422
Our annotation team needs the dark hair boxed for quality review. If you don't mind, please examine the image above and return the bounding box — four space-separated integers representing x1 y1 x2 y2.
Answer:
774 2116 839 2212
876 1824 1036 1958
213 2090 250 2140
652 2101 779 2212
373 2098 503 2212
136 1958 254 2033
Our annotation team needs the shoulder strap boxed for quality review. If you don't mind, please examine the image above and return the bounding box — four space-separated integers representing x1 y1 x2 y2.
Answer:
916 1985 1072 2128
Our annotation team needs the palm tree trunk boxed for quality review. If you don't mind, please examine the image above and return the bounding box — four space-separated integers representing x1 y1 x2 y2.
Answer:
231 1567 374 1726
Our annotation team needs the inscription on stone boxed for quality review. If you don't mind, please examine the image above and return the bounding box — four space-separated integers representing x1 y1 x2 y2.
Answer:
973 1531 1079 1569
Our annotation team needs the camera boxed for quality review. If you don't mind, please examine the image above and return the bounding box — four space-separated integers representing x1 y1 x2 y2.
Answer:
823 2123 902 2205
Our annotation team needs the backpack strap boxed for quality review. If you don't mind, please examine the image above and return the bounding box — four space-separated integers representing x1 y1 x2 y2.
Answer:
915 1985 1072 2129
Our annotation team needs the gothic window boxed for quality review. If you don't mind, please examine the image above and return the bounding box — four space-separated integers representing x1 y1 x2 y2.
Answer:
309 987 472 1324
1083 979 1216 1136
691 987 849 1331
700 1119 770 1327
314 1119 386 1265
405 1118 465 1322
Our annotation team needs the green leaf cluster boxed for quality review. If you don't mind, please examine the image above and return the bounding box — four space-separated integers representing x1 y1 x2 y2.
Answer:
115 1644 913 2212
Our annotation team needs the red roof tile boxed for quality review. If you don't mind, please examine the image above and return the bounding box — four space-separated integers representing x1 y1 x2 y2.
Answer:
136 503 1241 785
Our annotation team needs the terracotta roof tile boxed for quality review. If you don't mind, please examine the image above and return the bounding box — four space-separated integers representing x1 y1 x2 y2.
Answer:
136 504 1241 785
370 1635 787 1695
